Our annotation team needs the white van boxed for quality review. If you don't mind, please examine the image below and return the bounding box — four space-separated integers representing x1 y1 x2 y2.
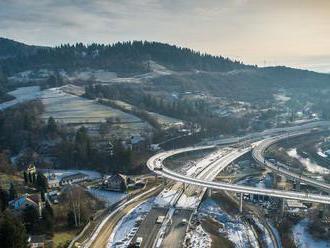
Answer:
136 237 143 247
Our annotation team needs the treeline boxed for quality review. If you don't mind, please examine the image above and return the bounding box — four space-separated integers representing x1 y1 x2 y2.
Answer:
53 125 133 173
0 100 44 154
0 39 248 76
0 70 13 103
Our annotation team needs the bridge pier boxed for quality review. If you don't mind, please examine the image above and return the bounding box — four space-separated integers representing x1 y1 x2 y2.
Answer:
163 177 167 186
183 183 187 191
296 180 301 191
281 198 285 216
208 188 212 197
239 193 243 213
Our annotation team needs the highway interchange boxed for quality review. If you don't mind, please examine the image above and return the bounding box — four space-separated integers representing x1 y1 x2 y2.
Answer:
87 121 330 248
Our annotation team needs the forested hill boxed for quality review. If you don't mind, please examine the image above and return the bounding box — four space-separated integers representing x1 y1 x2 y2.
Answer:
0 38 44 59
0 38 248 75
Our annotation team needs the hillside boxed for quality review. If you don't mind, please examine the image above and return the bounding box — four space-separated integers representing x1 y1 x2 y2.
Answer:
1 37 330 114
0 38 248 75
0 37 45 59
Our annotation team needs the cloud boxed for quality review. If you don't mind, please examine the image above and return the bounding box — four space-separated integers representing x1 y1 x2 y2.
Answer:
0 0 329 71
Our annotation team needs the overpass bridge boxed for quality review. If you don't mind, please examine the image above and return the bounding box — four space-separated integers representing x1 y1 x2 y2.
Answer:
252 131 330 193
147 141 330 205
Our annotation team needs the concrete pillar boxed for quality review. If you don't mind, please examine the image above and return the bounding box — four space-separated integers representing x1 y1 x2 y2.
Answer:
296 180 301 191
208 188 212 197
239 193 243 213
183 183 186 191
281 198 285 216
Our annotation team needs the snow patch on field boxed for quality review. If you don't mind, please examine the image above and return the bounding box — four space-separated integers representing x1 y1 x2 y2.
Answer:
88 188 127 207
287 148 330 174
185 225 211 248
292 219 330 248
252 216 274 248
154 188 182 207
176 193 203 209
198 199 259 248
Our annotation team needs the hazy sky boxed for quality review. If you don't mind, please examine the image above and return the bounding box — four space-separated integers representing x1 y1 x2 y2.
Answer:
1 0 330 72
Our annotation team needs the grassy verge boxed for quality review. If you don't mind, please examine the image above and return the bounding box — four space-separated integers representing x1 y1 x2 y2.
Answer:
53 229 78 248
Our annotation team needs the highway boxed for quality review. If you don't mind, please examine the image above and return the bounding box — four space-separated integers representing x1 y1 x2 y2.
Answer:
252 131 330 193
87 121 330 248
147 139 330 205
131 207 169 248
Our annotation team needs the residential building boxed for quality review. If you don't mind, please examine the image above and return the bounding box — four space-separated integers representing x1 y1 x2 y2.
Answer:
9 194 43 217
28 235 46 248
46 173 60 189
104 174 127 192
60 172 88 185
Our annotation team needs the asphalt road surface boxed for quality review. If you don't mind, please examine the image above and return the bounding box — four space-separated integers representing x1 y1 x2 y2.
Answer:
162 209 193 248
131 207 169 248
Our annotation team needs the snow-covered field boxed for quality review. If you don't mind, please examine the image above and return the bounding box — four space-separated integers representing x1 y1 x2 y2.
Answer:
42 168 101 180
293 219 330 248
287 148 330 175
198 199 259 248
0 86 151 137
107 197 155 248
40 87 143 124
88 188 127 207
0 86 41 110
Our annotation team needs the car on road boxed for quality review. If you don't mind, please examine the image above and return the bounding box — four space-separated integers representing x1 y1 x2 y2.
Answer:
136 237 143 247
156 216 166 224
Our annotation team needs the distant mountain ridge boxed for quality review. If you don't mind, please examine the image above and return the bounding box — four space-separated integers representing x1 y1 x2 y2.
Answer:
0 37 248 75
0 37 330 104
